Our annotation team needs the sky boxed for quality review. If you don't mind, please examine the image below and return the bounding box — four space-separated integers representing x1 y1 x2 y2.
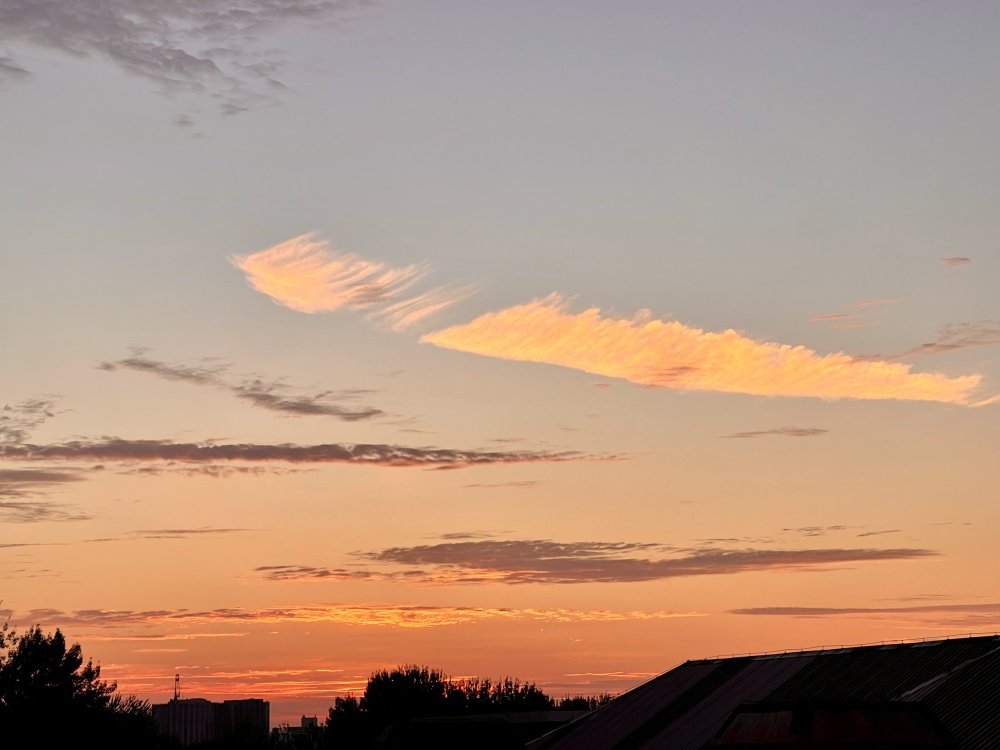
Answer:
1 0 999 727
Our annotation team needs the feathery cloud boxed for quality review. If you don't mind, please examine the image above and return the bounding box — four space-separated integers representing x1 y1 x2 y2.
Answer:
0 438 588 469
422 295 984 404
940 257 972 267
99 350 384 421
258 539 936 585
232 234 472 330
233 234 423 313
374 285 478 332
0 0 367 114
720 427 827 439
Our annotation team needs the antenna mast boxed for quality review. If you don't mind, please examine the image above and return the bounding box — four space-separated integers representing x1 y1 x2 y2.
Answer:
174 673 181 701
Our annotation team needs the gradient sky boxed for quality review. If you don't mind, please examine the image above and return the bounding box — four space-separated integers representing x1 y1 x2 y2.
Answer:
2 0 999 726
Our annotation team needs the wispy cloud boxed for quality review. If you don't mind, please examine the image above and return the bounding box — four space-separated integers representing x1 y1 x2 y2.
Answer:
729 602 1000 629
849 299 899 308
422 295 984 404
893 321 1000 358
808 313 856 321
0 468 84 494
99 350 384 421
434 531 509 541
0 500 90 524
462 480 549 489
374 285 477 332
1 438 590 470
118 464 310 478
0 467 90 523
258 539 936 585
854 322 1000 384
940 257 972 267
19 603 697 631
0 0 368 115
0 55 32 83
783 526 848 537
232 233 472 330
720 427 827 439
730 603 1000 616
1 399 57 444
130 527 254 539
809 299 897 328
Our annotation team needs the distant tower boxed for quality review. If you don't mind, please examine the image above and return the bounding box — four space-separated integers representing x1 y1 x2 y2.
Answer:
174 673 181 701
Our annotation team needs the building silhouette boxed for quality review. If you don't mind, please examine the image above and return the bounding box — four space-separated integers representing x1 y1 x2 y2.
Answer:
152 696 269 746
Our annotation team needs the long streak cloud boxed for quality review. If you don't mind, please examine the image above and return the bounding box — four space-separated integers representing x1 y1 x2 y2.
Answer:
258 539 937 585
19 604 697 630
0 438 586 469
422 295 985 404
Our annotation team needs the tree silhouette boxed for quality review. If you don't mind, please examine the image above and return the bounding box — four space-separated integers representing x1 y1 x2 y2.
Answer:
0 623 169 748
322 665 617 748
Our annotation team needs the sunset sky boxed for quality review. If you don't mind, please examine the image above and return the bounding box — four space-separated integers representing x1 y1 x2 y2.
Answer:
2 1 999 726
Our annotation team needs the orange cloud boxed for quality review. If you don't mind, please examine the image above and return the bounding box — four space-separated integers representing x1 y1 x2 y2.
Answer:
232 233 471 330
422 295 984 404
24 604 698 631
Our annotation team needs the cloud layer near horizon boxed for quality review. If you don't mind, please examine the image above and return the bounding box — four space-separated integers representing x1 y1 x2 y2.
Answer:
233 234 472 330
17 603 696 630
258 538 936 585
422 295 985 404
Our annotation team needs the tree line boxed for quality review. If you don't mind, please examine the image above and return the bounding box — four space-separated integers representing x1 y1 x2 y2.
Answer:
1 625 614 749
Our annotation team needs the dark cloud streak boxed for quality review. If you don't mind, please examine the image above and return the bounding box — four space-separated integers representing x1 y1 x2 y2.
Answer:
258 539 937 585
0 438 587 469
100 352 385 421
858 321 1000 362
721 427 828 439
0 467 90 523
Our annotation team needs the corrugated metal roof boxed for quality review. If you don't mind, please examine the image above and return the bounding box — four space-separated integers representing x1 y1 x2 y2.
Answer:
765 638 999 703
644 653 814 750
539 636 1000 750
922 644 1000 750
533 661 721 750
